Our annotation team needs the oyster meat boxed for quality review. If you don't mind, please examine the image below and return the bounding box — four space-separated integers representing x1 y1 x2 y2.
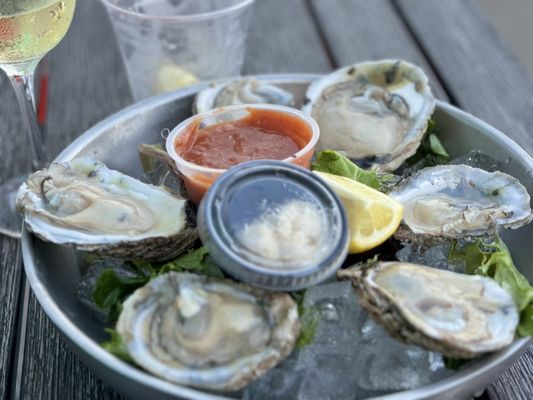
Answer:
302 60 435 171
117 272 299 391
193 78 295 113
389 164 532 240
16 157 198 261
338 261 518 358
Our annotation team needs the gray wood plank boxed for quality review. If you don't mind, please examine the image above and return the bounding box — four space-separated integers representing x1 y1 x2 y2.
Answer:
18 0 131 399
394 1 533 399
0 29 31 400
243 0 332 74
395 0 533 155
486 349 533 400
17 0 330 399
20 293 126 400
0 238 22 400
308 0 448 100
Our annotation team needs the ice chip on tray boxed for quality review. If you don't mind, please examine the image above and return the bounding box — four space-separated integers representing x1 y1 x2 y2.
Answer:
355 318 449 393
396 242 465 273
244 281 452 399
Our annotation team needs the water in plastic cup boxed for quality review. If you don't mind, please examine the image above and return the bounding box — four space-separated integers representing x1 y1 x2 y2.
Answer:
101 0 255 100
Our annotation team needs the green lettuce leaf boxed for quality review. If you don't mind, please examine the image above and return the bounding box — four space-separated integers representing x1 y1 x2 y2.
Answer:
92 247 223 321
404 119 450 168
160 247 224 278
291 291 319 349
449 235 533 336
92 269 150 322
311 150 394 191
101 328 134 364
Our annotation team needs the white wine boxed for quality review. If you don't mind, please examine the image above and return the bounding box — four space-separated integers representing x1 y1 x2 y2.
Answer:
0 0 76 68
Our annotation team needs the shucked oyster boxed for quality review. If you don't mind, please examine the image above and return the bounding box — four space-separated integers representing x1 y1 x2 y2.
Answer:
338 262 518 358
16 157 198 261
389 164 532 241
117 272 299 391
303 60 435 171
193 78 295 113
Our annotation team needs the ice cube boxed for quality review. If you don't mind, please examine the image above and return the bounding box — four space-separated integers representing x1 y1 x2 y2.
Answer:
243 281 451 400
396 242 464 272
243 357 304 400
353 317 449 393
449 150 500 171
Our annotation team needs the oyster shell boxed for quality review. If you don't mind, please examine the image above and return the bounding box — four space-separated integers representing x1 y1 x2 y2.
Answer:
117 272 299 391
193 78 295 113
389 165 532 241
302 60 435 171
338 261 518 358
16 157 198 261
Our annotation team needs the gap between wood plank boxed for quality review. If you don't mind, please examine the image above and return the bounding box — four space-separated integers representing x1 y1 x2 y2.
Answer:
305 0 337 69
389 0 459 106
9 277 30 400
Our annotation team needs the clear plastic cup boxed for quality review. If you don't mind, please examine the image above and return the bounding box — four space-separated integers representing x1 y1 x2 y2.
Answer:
166 104 320 204
100 0 255 100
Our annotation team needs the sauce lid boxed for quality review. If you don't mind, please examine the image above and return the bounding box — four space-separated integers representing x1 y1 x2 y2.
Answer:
198 160 349 291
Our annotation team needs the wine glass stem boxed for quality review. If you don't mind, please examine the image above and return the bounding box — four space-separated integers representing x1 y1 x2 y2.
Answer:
8 71 47 172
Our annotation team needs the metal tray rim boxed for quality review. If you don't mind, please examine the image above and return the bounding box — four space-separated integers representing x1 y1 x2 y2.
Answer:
21 73 533 400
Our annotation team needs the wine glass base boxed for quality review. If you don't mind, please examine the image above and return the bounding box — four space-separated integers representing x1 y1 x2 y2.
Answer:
0 175 26 239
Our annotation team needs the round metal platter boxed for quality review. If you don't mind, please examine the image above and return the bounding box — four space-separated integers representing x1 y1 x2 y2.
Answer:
21 74 533 400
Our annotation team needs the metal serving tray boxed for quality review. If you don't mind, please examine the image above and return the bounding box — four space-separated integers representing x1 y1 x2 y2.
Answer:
21 74 533 400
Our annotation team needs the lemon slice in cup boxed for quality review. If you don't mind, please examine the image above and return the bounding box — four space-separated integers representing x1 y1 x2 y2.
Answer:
314 171 403 253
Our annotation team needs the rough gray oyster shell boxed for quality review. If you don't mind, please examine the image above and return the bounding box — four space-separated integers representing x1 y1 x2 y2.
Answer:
338 261 518 359
117 272 300 391
16 157 198 261
389 164 532 241
303 60 435 171
193 78 295 113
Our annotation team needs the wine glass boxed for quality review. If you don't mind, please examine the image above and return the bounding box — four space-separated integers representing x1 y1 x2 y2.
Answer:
0 0 76 238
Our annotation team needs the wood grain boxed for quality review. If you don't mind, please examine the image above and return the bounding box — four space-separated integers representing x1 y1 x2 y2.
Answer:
486 350 533 400
19 293 126 400
0 239 22 400
16 0 131 399
308 0 448 100
395 0 533 155
394 2 533 398
0 23 32 400
10 0 533 399
15 0 330 399
243 0 332 74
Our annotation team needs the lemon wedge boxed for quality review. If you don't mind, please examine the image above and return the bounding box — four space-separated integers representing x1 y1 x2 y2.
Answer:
314 171 403 253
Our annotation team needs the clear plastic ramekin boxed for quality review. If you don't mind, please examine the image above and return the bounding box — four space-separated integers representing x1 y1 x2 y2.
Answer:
165 104 320 203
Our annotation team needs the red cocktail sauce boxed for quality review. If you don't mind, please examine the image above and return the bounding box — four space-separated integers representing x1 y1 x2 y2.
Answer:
174 108 315 203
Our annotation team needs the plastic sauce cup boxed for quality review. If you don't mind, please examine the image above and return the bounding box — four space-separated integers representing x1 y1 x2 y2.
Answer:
166 104 320 204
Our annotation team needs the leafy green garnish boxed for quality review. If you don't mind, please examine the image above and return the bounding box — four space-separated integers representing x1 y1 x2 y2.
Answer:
443 356 469 371
405 119 450 168
297 310 320 349
92 247 222 321
291 291 320 349
449 235 533 336
311 150 394 191
101 328 135 364
160 247 223 278
93 269 150 322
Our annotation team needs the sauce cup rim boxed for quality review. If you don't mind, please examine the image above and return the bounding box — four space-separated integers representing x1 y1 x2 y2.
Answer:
165 103 320 176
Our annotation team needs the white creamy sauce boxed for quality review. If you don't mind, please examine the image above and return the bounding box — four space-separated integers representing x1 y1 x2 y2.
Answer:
237 199 328 270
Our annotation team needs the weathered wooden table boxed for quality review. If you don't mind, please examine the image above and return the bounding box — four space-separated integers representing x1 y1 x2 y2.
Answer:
2 0 533 398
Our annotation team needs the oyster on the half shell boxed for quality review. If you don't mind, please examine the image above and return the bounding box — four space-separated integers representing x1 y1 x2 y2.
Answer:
193 78 295 113
303 60 435 171
117 272 299 391
389 164 532 241
338 261 518 358
16 157 198 261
